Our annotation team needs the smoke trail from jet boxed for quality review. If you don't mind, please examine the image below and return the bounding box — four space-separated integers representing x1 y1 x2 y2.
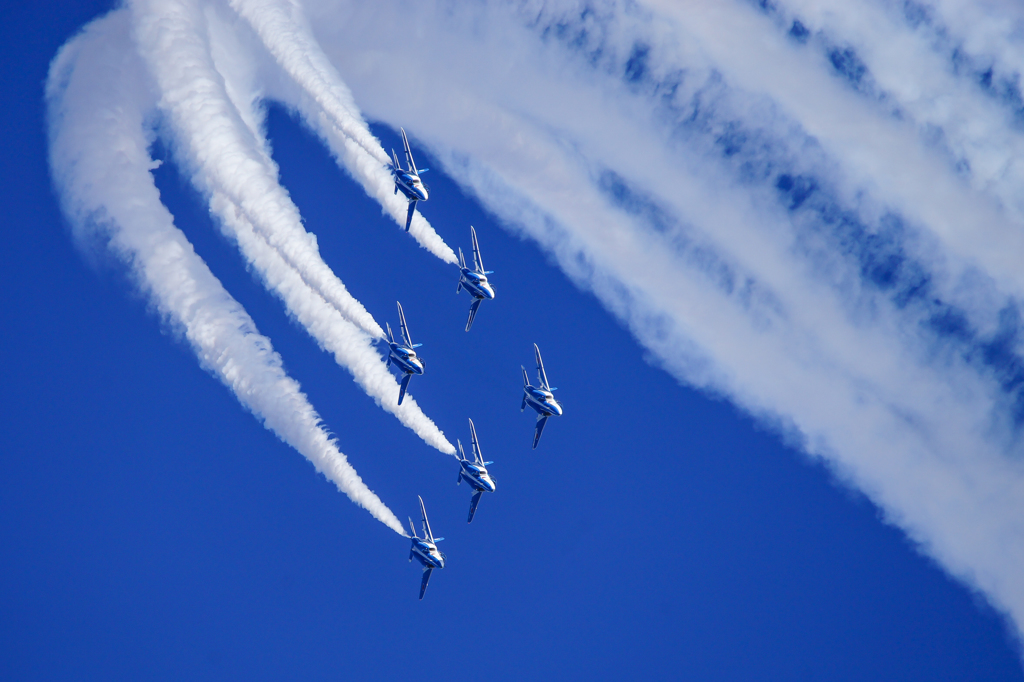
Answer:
303 0 1024 641
126 0 454 455
227 0 458 262
46 8 406 534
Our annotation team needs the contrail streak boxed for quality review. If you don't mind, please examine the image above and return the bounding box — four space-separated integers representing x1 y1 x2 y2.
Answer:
228 0 457 262
46 8 405 534
127 0 454 454
304 0 1024 641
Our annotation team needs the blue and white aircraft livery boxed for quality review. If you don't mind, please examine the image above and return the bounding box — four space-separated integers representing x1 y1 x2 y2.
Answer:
456 418 496 523
408 496 445 600
457 226 495 331
385 301 423 406
390 127 429 231
522 343 563 449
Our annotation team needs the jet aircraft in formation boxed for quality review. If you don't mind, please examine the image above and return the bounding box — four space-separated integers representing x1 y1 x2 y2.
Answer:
522 343 563 449
455 418 496 523
391 130 568 598
385 301 423 405
457 226 495 331
408 496 445 600
391 127 429 231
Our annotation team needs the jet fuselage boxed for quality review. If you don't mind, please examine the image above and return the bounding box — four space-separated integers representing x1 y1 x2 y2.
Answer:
525 386 562 417
458 460 496 493
410 538 445 569
388 343 423 376
395 170 428 202
460 268 495 301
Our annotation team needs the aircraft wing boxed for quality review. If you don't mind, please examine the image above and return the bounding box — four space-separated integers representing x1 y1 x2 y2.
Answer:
468 418 483 463
401 127 419 175
419 567 433 600
405 199 416 232
534 343 551 389
398 373 412 405
465 298 482 332
468 491 483 524
470 225 484 273
533 415 549 449
397 301 413 346
418 495 435 542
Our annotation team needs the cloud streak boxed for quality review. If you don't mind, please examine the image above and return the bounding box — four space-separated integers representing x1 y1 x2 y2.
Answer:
46 8 405 533
305 0 1024 642
228 0 457 261
126 0 454 454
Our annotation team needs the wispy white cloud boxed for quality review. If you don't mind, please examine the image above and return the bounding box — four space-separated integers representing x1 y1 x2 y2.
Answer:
305 0 1024 641
229 0 457 261
46 8 406 533
126 0 454 454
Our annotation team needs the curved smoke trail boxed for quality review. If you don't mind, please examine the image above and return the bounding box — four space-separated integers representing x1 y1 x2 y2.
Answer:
125 0 454 454
227 0 457 261
46 8 405 534
303 0 1024 641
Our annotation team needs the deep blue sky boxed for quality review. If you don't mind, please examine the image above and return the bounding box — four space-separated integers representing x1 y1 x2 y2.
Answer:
2 1 1022 679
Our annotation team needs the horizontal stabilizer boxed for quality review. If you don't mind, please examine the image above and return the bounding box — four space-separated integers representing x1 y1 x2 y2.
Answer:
419 567 433 600
468 491 483 524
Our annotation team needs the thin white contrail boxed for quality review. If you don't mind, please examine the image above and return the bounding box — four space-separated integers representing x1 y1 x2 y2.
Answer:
46 8 406 534
129 0 382 338
228 0 457 262
304 0 1024 639
127 0 455 454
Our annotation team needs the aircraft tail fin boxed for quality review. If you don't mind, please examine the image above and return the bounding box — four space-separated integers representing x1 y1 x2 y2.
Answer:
408 516 417 539
385 321 395 344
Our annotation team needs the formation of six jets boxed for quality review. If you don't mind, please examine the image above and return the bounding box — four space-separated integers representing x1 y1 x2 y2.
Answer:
387 129 563 598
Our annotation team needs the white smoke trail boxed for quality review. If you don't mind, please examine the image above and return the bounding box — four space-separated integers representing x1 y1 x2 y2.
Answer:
304 0 1024 640
127 0 455 454
227 0 457 262
46 8 405 534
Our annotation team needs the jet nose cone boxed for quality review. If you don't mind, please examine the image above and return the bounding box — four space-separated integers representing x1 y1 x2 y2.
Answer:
552 402 563 416
484 284 495 300
486 479 496 492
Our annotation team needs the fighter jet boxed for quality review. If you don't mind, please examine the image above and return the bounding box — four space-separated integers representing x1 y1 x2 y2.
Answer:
385 301 423 405
390 127 429 231
521 343 563 449
457 226 495 331
456 418 496 523
408 496 446 600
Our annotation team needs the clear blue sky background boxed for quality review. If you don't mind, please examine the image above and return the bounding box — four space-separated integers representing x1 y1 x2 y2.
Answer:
2 1 1022 679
